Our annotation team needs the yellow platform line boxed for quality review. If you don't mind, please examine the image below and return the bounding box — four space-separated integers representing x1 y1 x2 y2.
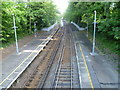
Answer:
79 43 94 90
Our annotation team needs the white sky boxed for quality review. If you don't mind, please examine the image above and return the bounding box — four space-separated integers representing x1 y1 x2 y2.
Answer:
53 0 69 14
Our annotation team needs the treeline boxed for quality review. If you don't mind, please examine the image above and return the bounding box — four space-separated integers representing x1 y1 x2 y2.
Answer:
64 2 120 54
1 1 58 45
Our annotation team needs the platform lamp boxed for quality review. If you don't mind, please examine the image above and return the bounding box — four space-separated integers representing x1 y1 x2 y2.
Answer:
12 3 19 53
87 22 89 37
12 14 19 53
90 10 97 56
34 21 37 37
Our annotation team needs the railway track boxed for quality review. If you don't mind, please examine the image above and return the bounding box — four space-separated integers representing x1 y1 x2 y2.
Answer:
37 26 64 88
52 25 72 88
6 23 82 89
10 25 62 88
37 23 80 88
7 23 117 89
0 24 59 89
53 48 72 88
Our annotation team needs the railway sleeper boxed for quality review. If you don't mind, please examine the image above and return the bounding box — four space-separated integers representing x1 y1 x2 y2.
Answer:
57 79 71 82
55 85 70 88
56 75 71 78
59 73 71 75
58 79 71 82
61 67 71 69
56 83 71 87
61 65 71 67
57 82 71 85
60 70 71 72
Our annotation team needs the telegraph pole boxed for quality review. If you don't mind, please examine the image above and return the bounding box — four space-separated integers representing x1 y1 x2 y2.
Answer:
87 22 88 37
30 17 31 33
34 21 37 37
90 10 97 55
29 0 32 33
12 14 19 53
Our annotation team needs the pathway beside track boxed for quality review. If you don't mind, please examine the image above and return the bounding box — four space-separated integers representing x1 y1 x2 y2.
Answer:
0 25 59 89
0 22 119 89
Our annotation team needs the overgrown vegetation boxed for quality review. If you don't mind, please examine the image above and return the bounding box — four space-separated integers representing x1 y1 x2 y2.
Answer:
1 1 58 48
64 2 120 55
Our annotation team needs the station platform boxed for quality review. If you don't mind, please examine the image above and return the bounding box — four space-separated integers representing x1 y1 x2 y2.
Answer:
0 26 58 89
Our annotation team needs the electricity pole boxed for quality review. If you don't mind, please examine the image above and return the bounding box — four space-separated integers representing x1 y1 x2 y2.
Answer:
29 3 31 33
90 10 97 55
12 14 19 53
87 22 88 37
34 21 37 37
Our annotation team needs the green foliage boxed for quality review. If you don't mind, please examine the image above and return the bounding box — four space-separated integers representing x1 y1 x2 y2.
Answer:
1 1 58 47
64 2 120 55
64 2 120 40
28 2 57 29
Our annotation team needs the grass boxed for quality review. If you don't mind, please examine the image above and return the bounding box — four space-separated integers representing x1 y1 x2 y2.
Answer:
87 30 120 72
96 34 119 54
88 31 120 55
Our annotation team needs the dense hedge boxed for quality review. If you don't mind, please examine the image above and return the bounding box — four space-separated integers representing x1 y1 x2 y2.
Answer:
64 2 120 40
1 1 58 44
64 2 120 54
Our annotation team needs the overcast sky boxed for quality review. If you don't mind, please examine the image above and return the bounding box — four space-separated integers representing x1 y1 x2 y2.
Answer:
53 0 69 14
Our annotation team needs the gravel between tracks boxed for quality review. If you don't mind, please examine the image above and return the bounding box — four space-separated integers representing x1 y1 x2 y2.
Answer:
11 26 61 88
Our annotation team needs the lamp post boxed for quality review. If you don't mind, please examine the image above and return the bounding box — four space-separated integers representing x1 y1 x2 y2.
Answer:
61 17 64 27
87 22 88 37
30 17 31 33
12 14 19 53
28 4 32 33
29 0 32 33
90 10 97 55
34 21 37 37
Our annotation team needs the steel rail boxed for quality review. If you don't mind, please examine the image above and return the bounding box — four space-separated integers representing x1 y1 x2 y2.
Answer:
48 30 65 88
53 24 74 88
0 25 59 89
54 39 65 88
69 26 73 89
36 27 63 89
53 25 74 88
71 24 82 88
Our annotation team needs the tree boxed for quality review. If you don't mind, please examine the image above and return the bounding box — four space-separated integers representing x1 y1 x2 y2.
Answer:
1 1 58 46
